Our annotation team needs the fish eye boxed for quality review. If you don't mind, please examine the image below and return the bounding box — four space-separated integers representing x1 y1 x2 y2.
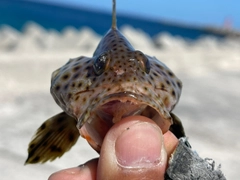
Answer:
93 52 110 75
135 51 150 74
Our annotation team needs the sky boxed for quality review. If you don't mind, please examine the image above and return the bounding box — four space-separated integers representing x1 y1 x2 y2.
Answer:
34 0 240 30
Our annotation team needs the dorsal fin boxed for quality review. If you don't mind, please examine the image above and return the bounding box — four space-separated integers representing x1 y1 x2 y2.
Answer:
112 0 117 29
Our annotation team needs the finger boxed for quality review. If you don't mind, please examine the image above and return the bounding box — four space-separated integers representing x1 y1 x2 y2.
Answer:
97 115 176 180
163 130 179 161
48 158 98 180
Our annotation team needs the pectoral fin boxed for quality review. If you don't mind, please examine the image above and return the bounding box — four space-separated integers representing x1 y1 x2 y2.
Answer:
169 113 186 139
25 112 79 164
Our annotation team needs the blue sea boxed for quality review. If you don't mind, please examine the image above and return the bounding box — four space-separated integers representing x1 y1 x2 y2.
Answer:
0 0 226 40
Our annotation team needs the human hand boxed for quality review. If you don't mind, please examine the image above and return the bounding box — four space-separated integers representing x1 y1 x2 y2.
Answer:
49 116 179 180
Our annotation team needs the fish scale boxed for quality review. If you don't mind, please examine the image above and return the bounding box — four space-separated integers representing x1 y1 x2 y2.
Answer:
25 0 185 164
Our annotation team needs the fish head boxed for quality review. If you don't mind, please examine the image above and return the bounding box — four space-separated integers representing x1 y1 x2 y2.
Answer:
50 28 182 151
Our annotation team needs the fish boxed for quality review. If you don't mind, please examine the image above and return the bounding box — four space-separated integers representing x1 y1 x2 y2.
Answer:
25 0 185 164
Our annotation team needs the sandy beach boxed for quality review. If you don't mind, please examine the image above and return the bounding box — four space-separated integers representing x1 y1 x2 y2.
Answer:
1 23 240 179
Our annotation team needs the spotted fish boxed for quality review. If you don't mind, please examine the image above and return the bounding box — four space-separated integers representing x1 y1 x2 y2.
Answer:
25 0 185 164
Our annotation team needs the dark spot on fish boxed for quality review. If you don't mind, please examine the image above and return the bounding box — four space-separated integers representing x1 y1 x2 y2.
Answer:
40 123 46 130
68 93 72 99
156 64 163 69
153 72 158 77
113 48 117 51
166 80 170 85
71 83 75 87
73 66 81 72
85 66 91 70
50 145 62 152
168 71 174 77
32 156 40 163
78 82 82 88
156 70 162 75
113 44 117 47
161 84 165 90
83 97 86 103
104 72 109 76
144 87 148 91
172 90 176 97
68 133 75 142
58 125 64 132
133 77 137 81
73 73 80 79
149 75 154 81
57 116 65 123
95 83 99 87
55 85 60 91
177 81 182 89
86 73 91 78
62 74 69 80
42 141 48 147
92 77 96 82
162 71 167 76
64 84 69 90
30 144 35 149
45 131 51 137
107 88 111 91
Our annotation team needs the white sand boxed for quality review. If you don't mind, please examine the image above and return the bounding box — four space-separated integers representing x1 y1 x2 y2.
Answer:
1 22 240 179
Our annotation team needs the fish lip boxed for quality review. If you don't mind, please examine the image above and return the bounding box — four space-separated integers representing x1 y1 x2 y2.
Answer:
77 91 172 151
78 91 172 129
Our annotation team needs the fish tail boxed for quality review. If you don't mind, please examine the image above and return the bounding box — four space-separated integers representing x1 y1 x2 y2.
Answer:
25 112 79 164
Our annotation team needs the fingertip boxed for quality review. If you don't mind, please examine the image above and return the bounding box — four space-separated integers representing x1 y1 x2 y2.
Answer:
48 159 98 180
97 116 168 180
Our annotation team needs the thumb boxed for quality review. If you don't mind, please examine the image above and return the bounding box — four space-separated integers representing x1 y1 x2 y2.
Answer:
97 116 168 180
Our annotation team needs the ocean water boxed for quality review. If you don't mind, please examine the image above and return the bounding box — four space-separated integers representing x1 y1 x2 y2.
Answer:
0 0 226 40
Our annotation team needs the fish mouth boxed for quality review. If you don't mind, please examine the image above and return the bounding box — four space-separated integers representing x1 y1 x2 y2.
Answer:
78 92 172 152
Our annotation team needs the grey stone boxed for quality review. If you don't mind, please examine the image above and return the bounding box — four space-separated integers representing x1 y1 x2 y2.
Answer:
165 138 226 180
